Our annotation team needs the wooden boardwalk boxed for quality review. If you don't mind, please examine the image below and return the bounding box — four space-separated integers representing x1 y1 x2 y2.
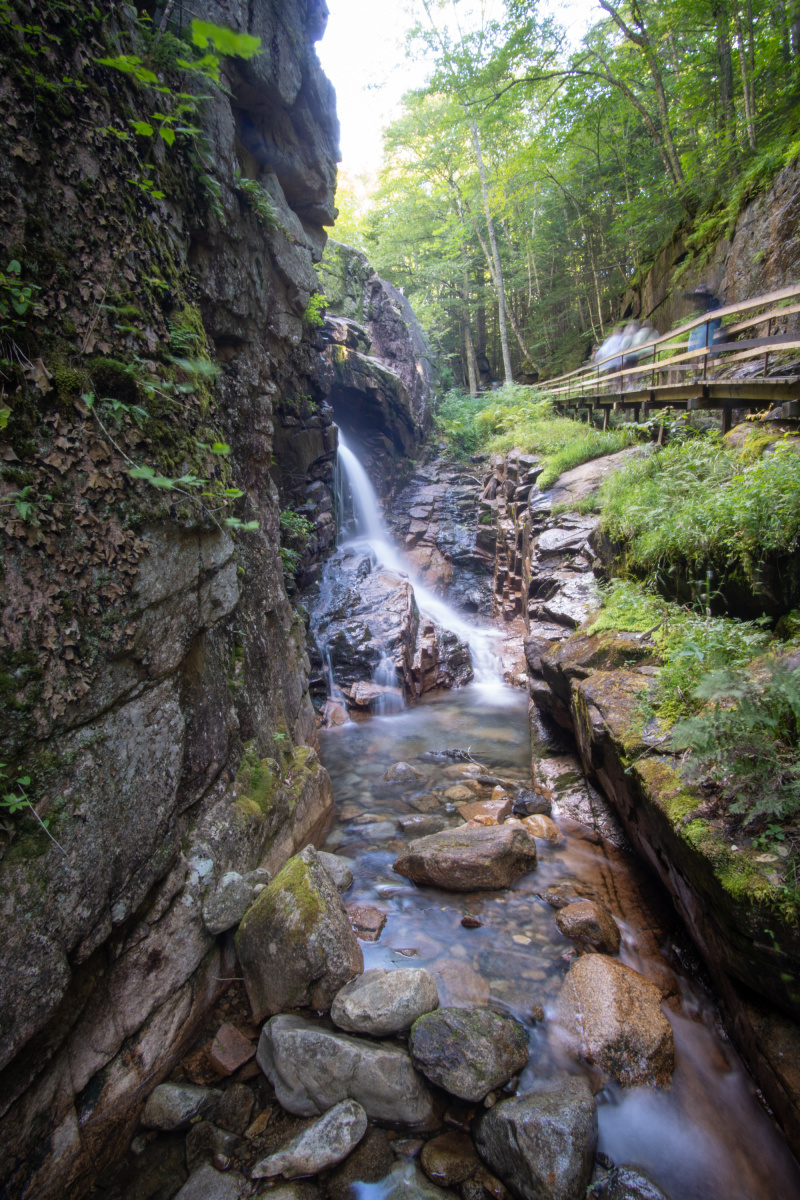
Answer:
534 283 800 432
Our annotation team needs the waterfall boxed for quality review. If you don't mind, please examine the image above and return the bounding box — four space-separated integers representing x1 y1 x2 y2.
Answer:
336 434 503 692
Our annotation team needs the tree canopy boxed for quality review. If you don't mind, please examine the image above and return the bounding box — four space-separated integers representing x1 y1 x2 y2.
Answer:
341 0 800 384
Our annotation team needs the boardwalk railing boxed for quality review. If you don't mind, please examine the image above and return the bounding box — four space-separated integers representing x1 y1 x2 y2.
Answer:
534 283 800 433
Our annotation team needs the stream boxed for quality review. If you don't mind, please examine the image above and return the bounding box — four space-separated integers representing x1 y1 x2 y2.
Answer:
313 442 800 1200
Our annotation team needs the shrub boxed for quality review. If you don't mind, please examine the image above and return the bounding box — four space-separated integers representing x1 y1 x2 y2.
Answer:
436 384 634 482
672 662 800 825
600 435 800 592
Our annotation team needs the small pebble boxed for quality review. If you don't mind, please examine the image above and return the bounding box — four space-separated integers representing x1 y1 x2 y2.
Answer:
461 914 483 929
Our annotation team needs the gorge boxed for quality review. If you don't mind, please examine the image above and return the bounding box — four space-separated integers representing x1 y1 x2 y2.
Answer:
1 3 800 1200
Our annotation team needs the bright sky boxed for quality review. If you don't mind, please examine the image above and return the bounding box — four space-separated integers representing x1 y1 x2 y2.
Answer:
316 0 600 179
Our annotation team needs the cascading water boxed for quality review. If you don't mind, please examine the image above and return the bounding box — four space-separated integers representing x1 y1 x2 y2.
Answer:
336 435 504 694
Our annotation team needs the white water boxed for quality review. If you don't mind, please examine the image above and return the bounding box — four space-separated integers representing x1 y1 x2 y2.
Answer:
336 435 506 695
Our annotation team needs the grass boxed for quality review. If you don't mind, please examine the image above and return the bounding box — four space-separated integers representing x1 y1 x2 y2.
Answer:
600 433 800 593
435 384 634 487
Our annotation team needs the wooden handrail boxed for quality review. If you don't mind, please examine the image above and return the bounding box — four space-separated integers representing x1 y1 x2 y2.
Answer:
540 282 800 388
540 330 800 397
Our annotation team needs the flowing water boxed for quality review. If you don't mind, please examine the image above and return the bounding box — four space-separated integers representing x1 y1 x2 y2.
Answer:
314 441 800 1200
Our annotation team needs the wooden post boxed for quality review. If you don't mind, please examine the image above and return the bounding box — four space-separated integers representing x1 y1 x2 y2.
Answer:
764 317 772 376
603 406 609 431
721 405 732 435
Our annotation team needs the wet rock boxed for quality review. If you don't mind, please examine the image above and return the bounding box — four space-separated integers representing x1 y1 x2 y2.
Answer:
174 1163 245 1200
425 959 488 1008
252 1099 367 1179
236 846 363 1020
473 1077 597 1200
557 955 674 1086
393 825 537 891
420 1131 480 1186
209 1023 256 1076
216 1083 256 1135
140 1082 219 1131
597 1165 673 1199
185 1122 241 1171
409 1007 528 1101
347 904 388 941
331 967 439 1035
317 851 354 892
462 1167 512 1200
556 901 621 955
257 1014 438 1127
459 797 512 823
327 1128 396 1200
385 762 427 783
202 871 254 935
398 813 450 837
374 1162 457 1200
512 788 552 817
518 814 561 843
255 1187 322 1200
444 785 476 803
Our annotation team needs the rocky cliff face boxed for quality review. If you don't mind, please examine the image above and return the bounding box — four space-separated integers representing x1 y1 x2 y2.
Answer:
0 3 339 1195
621 160 800 332
319 240 434 486
482 446 800 1159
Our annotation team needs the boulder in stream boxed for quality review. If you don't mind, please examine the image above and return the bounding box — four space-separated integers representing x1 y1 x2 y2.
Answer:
235 846 363 1020
557 955 674 1086
384 761 427 783
251 1099 367 1179
409 1007 528 1101
597 1164 673 1199
393 824 537 891
141 1082 220 1131
331 967 439 1035
317 851 354 893
174 1163 246 1200
473 1077 597 1200
257 1014 438 1128
556 900 621 955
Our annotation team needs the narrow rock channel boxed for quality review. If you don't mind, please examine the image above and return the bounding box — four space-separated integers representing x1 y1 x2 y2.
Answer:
93 445 800 1200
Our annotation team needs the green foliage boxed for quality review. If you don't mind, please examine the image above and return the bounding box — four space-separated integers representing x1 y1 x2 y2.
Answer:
600 435 800 591
590 579 773 724
0 260 42 332
434 388 494 455
672 663 800 825
302 292 327 329
233 170 283 232
437 385 635 485
96 16 261 209
279 509 315 583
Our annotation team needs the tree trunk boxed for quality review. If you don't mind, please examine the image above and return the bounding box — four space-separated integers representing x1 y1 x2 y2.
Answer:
460 245 479 395
713 0 737 143
469 121 513 384
735 7 757 148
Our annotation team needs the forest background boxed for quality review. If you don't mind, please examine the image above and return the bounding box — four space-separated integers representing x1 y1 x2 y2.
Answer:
331 0 800 388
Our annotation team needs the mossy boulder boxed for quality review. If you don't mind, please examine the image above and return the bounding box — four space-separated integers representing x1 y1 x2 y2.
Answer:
236 845 363 1021
408 1007 529 1101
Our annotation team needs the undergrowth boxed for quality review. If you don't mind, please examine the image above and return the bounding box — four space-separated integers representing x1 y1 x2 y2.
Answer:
591 579 800 833
436 385 634 486
600 434 800 593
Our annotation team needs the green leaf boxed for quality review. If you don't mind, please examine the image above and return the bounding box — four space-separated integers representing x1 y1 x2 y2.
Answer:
210 442 230 455
130 120 155 137
7 259 21 274
160 126 176 147
128 464 155 479
0 408 10 429
190 19 261 60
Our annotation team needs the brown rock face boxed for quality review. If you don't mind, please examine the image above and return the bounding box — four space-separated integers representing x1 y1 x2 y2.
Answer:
556 900 621 955
458 797 513 823
393 825 538 891
557 955 674 1087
